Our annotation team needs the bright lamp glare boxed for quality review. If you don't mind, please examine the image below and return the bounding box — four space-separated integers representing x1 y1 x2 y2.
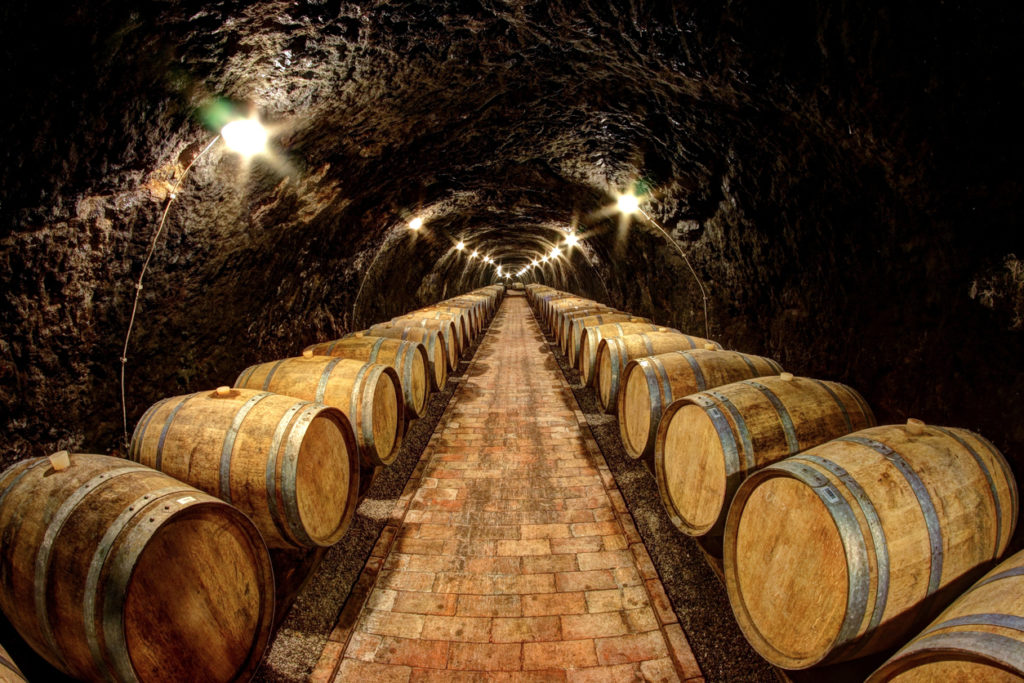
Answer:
455 241 465 251
409 217 423 230
531 260 538 267
221 118 268 157
565 233 579 247
550 247 561 258
617 194 640 214
471 250 479 259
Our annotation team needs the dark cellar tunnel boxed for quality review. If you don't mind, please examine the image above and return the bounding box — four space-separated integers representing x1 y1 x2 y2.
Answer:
2 1 1024 681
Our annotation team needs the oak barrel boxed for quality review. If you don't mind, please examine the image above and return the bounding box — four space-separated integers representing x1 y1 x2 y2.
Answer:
617 349 783 460
397 311 468 357
596 331 722 413
0 453 274 682
0 644 25 682
383 317 459 370
430 304 481 337
577 321 661 383
655 374 873 537
545 297 594 334
130 387 360 549
417 306 475 345
235 354 404 467
303 335 430 418
556 306 616 352
868 547 1024 682
724 421 1018 669
361 325 448 390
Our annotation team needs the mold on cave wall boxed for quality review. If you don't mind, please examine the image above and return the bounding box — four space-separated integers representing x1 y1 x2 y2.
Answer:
0 0 1022 510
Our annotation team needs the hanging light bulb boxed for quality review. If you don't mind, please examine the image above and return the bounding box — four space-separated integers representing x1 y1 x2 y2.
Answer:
470 250 479 259
565 233 579 247
221 117 269 158
550 247 561 258
455 241 465 251
408 217 424 230
616 193 640 215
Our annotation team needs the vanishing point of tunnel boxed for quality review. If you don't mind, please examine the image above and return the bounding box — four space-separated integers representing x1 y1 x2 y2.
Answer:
1 1 1024 682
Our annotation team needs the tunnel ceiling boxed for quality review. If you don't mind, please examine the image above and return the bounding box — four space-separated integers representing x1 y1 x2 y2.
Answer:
2 1 1023 482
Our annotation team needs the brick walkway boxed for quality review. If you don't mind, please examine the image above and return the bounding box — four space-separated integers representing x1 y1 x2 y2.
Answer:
323 295 701 682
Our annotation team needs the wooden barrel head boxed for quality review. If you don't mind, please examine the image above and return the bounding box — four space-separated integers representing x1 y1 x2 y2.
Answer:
372 368 401 466
295 411 358 545
733 475 848 668
124 503 272 682
658 403 728 534
620 363 653 459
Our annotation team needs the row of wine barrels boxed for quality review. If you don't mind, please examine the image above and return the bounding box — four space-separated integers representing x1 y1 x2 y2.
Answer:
393 311 467 357
303 335 430 418
235 354 404 468
577 321 662 381
868 546 1024 682
724 421 1018 669
655 373 874 538
0 453 274 682
595 330 723 413
360 324 449 389
618 348 783 460
380 317 459 369
556 305 618 350
0 644 25 682
130 387 360 549
570 313 652 368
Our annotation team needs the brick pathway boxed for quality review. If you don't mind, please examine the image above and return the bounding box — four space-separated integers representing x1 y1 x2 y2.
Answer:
322 295 701 682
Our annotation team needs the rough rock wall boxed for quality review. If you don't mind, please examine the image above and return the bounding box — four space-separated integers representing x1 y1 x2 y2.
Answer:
1 0 1022 512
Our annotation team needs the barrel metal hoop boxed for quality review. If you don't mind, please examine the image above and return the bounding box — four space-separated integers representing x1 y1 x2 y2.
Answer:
681 333 696 349
129 398 165 462
844 384 876 426
261 359 288 391
896 631 1024 674
743 380 799 454
933 426 1003 557
797 454 890 652
85 485 185 679
315 357 344 404
975 432 1019 532
265 401 307 543
651 357 674 410
639 361 663 455
367 336 387 364
221 392 273 503
810 379 854 433
156 394 197 471
326 338 341 354
235 364 259 389
362 365 389 464
36 466 151 671
689 394 742 515
770 460 871 651
0 458 51 510
923 613 1024 636
678 351 707 392
641 335 654 356
102 491 206 683
281 404 321 546
707 391 755 471
840 435 943 596
974 565 1024 590
351 362 373 450
736 352 760 377
402 343 417 411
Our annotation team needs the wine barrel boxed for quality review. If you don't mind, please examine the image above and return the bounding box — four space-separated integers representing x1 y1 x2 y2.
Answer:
363 325 449 390
618 349 783 460
0 644 25 682
431 304 481 337
596 331 722 413
532 289 567 314
655 373 873 538
235 354 404 467
303 335 430 418
419 305 475 342
448 294 494 320
868 547 1024 682
557 306 617 352
546 297 595 333
397 311 468 357
0 453 274 682
384 317 459 370
130 387 360 549
724 421 1018 669
577 321 661 383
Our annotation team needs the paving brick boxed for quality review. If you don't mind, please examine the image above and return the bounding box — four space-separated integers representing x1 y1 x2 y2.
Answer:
497 539 553 556
392 591 458 616
662 624 702 679
639 657 683 682
375 637 449 669
561 612 629 640
523 640 598 670
456 594 523 617
334 658 412 683
521 554 579 574
566 662 642 682
555 570 618 592
420 615 492 642
447 642 523 671
644 579 678 626
492 616 562 642
594 631 669 666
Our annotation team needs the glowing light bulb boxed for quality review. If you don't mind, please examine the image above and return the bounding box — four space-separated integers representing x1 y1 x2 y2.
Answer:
565 233 579 247
617 193 640 214
550 247 561 258
471 250 479 259
409 217 423 230
531 260 538 267
455 241 465 251
221 118 268 157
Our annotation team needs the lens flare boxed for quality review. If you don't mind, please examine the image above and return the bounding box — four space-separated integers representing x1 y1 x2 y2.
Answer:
409 217 423 230
617 194 640 214
221 118 268 157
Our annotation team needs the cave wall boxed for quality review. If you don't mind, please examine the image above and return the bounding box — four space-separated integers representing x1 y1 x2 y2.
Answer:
1 0 1022 505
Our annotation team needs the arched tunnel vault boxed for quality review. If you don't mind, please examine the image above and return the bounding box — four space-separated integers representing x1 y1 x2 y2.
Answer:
1 0 1023 530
